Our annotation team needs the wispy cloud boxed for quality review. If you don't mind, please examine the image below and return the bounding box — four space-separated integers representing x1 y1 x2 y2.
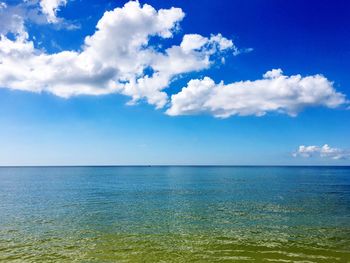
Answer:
293 144 350 160
39 0 67 23
0 0 77 36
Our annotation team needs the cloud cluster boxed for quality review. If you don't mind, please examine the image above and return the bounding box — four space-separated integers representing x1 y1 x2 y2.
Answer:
0 1 234 108
167 69 347 117
293 144 350 160
0 1 348 117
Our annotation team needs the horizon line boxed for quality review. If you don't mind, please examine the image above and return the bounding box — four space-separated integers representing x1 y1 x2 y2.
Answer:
0 165 349 168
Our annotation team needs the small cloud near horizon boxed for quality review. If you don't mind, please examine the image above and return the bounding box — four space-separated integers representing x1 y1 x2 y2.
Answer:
293 144 350 160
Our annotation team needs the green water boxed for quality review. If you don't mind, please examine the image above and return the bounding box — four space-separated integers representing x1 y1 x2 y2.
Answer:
1 166 349 262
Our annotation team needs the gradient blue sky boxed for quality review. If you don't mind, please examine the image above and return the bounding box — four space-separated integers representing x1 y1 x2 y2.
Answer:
0 0 349 165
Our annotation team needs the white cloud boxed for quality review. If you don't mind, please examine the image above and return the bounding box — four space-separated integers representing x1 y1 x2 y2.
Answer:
166 69 347 117
180 33 234 54
180 34 208 53
0 1 348 117
0 2 27 37
0 0 77 34
40 0 67 23
0 1 235 108
293 144 350 160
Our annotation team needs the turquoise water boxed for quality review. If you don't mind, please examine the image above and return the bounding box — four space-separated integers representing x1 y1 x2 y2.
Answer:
0 166 350 262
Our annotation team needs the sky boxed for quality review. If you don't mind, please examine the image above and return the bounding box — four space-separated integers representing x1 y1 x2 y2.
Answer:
0 0 349 165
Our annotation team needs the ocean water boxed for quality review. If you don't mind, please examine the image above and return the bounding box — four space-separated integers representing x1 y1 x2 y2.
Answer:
0 166 349 262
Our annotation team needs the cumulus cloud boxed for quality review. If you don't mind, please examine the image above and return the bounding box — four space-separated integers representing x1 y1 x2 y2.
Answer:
0 1 235 108
166 69 347 117
0 1 348 117
293 144 350 160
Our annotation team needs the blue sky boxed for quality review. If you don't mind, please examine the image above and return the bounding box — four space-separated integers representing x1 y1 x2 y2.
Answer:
0 0 349 165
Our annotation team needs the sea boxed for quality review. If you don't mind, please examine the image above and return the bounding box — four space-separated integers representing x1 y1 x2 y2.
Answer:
0 166 349 262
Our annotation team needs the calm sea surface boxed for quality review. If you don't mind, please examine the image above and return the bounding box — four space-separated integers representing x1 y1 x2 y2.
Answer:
0 166 349 262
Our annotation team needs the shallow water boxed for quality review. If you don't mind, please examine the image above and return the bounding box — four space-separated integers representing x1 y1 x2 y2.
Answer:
0 166 349 262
